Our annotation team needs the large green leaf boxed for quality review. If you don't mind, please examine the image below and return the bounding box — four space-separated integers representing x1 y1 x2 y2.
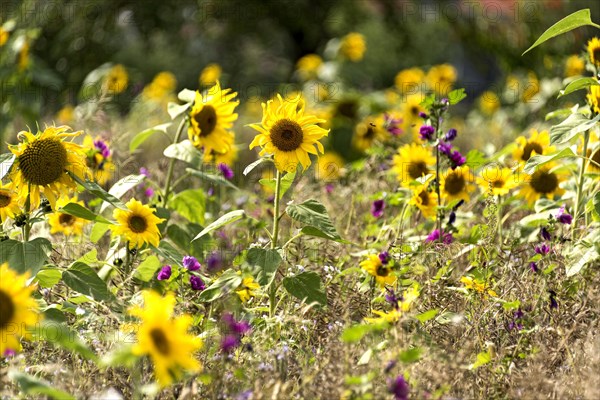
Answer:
134 255 162 282
558 77 600 98
130 122 172 152
90 222 111 243
167 101 191 119
448 88 467 105
0 153 15 179
8 371 75 400
549 112 600 145
192 210 245 241
67 172 127 210
198 270 242 302
168 189 206 224
523 9 600 55
59 202 112 224
282 271 327 307
166 222 208 259
259 170 296 199
163 140 203 169
98 174 146 213
62 262 113 302
186 167 238 190
0 238 52 276
246 248 282 287
286 199 342 242
523 148 577 174
35 267 62 288
341 323 381 343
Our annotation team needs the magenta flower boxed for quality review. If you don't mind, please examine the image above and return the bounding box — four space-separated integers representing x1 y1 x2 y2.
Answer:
378 251 391 265
182 255 201 271
449 150 466 169
371 199 385 218
139 167 150 177
419 125 435 141
157 265 172 281
444 128 457 142
218 163 234 180
425 229 453 244
556 205 572 225
144 187 154 198
223 313 251 336
384 113 404 136
189 275 206 291
540 227 551 241
529 261 539 273
206 251 223 273
535 244 550 255
438 141 452 155
388 375 409 400
221 334 240 353
325 183 335 194
93 139 111 158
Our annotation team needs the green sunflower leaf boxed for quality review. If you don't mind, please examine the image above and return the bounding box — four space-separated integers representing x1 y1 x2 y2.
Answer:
134 255 162 282
523 147 577 174
60 202 112 224
62 262 114 302
198 270 243 302
186 167 239 190
282 271 327 307
163 140 203 169
167 101 191 120
192 210 245 241
286 199 343 242
549 112 600 145
448 88 467 105
259 170 295 200
67 171 127 210
558 77 600 98
8 370 76 400
168 188 206 225
130 122 172 152
243 157 270 176
35 267 62 288
246 248 282 287
0 238 52 276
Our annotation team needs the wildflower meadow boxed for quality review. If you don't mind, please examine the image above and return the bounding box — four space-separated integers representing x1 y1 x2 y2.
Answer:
0 1 599 399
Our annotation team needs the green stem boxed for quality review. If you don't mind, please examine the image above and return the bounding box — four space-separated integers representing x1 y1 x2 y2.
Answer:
435 143 442 243
269 170 283 318
573 130 590 240
162 118 187 207
124 241 132 277
497 195 503 246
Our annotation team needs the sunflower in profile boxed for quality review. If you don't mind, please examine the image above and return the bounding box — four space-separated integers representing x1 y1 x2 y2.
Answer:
392 143 435 187
587 84 600 115
587 37 600 66
512 129 554 166
409 181 438 219
518 163 566 206
83 135 115 186
353 115 387 151
249 93 329 173
0 182 23 222
476 166 519 196
188 81 239 156
48 196 89 237
360 254 396 287
296 54 323 80
111 198 165 248
0 263 41 355
9 126 89 210
128 291 202 387
199 63 222 87
236 275 260 303
439 166 475 204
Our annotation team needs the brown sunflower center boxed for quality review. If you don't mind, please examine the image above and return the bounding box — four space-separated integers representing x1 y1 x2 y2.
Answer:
408 161 428 180
0 289 15 330
410 105 420 117
376 265 389 277
418 190 430 206
593 48 600 64
591 148 600 169
444 173 466 195
59 213 75 226
270 119 304 152
0 193 11 208
194 105 217 137
492 179 505 188
18 138 68 186
128 215 148 233
149 328 170 356
335 100 358 119
363 126 376 140
530 170 558 194
522 142 543 161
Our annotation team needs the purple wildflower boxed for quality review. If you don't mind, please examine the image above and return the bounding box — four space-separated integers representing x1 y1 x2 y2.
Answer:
371 199 385 218
529 262 539 273
540 227 551 241
139 167 150 177
384 360 397 373
378 251 391 265
218 163 234 180
388 375 410 400
449 150 466 169
325 183 335 194
236 390 253 400
419 125 435 141
144 187 154 198
549 290 558 309
93 139 111 158
206 251 223 273
535 244 550 255
556 206 572 225
3 349 16 358
182 255 201 271
189 275 206 291
384 113 404 136
385 288 402 309
223 313 252 336
425 229 453 244
207 187 215 196
157 265 172 281
221 334 240 353
444 128 457 142
418 112 428 119
438 141 452 155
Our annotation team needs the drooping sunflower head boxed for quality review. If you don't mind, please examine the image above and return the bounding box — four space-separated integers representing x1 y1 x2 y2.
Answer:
426 64 457 95
519 163 566 206
0 182 23 222
249 93 329 173
128 291 202 387
48 196 89 237
111 198 165 249
440 166 475 203
188 81 239 156
409 181 438 220
105 64 128 94
477 166 519 196
203 143 238 167
513 129 554 165
392 143 435 187
360 254 396 287
0 263 41 355
353 115 387 151
587 37 600 66
9 126 89 210
587 84 600 115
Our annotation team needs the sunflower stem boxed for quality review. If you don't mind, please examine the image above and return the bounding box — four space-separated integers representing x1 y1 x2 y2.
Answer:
497 195 503 246
435 135 442 244
124 241 132 277
573 130 590 241
162 118 187 207
269 169 283 318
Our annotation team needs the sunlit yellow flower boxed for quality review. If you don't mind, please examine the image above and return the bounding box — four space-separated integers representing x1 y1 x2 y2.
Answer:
47 196 89 237
83 135 115 186
476 166 519 196
439 166 475 204
296 54 323 80
394 68 425 92
409 181 438 219
0 27 9 47
0 263 41 355
513 129 554 165
518 163 566 206
587 37 600 66
353 115 387 151
317 152 344 181
565 55 585 77
460 276 497 297
105 64 128 94
400 93 426 140
199 63 222 87
111 198 165 248
56 105 75 125
478 91 500 115
0 182 23 222
9 126 89 210
128 291 202 387
188 81 239 155
587 84 600 114
360 254 396 287
392 143 435 187
143 71 177 100
339 32 366 62
249 93 328 173
522 71 539 102
204 144 238 167
364 285 420 324
426 64 457 95
236 276 260 303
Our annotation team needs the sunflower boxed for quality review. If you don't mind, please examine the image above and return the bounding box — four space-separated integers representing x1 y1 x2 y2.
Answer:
360 254 396 287
513 129 555 165
236 276 260 303
522 72 539 102
188 81 239 156
105 64 128 94
83 135 115 186
249 93 329 173
339 32 366 62
587 84 600 114
0 263 41 355
56 105 75 125
48 196 89 236
460 276 497 297
476 166 519 196
296 54 323 80
317 152 345 181
518 163 566 206
111 198 165 248
439 166 475 203
586 132 600 173
394 68 425 92
587 37 600 66
199 63 222 87
128 291 202 387
565 55 585 77
478 91 500 115
364 286 420 324
392 143 435 187
353 115 387 151
426 64 457 95
9 126 89 210
0 26 8 47
143 71 177 101
409 181 438 219
203 144 238 167
0 182 23 222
